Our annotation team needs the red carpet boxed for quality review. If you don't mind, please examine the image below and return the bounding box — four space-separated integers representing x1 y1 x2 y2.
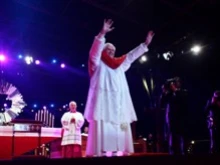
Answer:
0 136 58 160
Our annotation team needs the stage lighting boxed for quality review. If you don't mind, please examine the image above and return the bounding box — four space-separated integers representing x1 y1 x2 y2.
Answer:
33 104 37 108
50 104 54 108
35 60 40 65
52 59 57 64
0 55 5 62
140 55 147 63
191 45 201 55
139 55 147 64
163 51 174 61
18 55 23 59
25 56 33 64
61 63 65 68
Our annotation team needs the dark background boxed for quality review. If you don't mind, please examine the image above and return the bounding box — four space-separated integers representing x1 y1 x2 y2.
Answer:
0 0 218 141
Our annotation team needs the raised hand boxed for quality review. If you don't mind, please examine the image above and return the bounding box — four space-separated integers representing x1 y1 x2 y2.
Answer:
101 19 114 34
145 31 155 46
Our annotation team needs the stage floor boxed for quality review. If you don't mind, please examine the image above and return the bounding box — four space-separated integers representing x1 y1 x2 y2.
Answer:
0 153 220 165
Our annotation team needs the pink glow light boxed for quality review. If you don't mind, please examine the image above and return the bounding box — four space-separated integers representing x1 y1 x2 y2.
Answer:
35 60 40 65
61 63 65 68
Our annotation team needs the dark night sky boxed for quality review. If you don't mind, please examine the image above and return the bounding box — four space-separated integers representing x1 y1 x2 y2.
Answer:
0 0 219 140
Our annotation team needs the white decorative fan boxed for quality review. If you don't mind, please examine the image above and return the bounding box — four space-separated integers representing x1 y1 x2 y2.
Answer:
0 80 26 124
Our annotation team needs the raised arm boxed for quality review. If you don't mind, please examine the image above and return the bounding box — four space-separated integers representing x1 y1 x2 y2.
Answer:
89 32 106 67
121 31 155 71
89 19 114 75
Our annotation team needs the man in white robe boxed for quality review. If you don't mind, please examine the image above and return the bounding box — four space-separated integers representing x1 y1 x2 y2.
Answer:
61 101 85 158
84 19 155 157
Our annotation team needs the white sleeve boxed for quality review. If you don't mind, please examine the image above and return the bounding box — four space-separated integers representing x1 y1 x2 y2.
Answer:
75 113 85 130
121 43 149 72
61 113 69 129
89 35 106 71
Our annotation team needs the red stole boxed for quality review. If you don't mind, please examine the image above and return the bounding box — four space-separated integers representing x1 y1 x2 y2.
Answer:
101 52 126 69
88 52 126 77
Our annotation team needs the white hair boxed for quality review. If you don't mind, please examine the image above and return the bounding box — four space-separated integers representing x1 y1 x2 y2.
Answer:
103 43 116 50
69 101 77 106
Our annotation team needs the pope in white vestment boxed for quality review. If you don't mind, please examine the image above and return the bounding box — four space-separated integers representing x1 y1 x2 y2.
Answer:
84 19 155 157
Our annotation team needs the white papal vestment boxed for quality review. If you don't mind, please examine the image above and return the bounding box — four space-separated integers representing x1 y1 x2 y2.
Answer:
84 34 148 156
